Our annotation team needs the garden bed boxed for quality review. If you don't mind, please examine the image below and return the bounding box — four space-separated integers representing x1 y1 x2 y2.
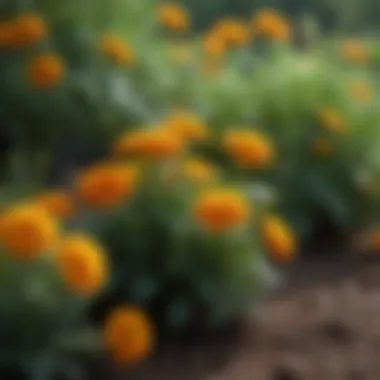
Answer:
91 251 380 380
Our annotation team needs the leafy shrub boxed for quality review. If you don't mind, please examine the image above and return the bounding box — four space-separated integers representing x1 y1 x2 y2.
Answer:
50 124 296 336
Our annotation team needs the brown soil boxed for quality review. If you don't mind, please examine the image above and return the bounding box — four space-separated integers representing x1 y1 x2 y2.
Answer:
97 253 380 380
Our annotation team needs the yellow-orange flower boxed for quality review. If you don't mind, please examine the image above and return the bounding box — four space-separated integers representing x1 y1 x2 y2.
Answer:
340 39 367 63
184 158 218 184
104 306 155 365
34 191 73 218
312 137 333 157
211 19 250 46
113 127 183 159
317 108 345 134
0 203 59 259
223 129 274 168
163 110 208 142
112 129 147 158
202 32 226 59
252 9 290 42
76 162 139 209
262 214 296 263
56 234 108 295
0 13 47 47
140 128 184 158
194 188 250 231
27 53 65 88
157 3 190 31
349 80 372 102
99 34 135 65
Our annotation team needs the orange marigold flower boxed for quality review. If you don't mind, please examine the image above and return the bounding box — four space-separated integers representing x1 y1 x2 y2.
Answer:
184 158 218 184
252 9 290 42
27 53 65 88
0 203 60 259
34 191 74 218
11 13 47 46
163 110 208 142
202 32 226 58
99 34 135 65
140 128 184 158
113 127 183 159
312 137 333 157
0 13 47 47
157 3 190 31
340 39 367 63
349 80 372 102
194 188 250 231
104 306 155 365
76 162 139 209
223 129 274 168
262 214 296 263
317 108 345 134
56 234 108 295
0 20 15 46
112 129 148 158
211 19 250 46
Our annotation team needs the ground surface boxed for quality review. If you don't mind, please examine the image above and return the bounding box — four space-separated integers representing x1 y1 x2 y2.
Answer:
98 252 380 380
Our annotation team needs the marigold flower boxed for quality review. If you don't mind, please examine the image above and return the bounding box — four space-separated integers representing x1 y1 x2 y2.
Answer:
157 3 190 31
349 80 372 102
104 306 155 365
76 162 139 209
0 203 60 259
0 13 47 47
56 234 108 295
184 158 218 184
317 108 345 134
99 34 135 65
211 19 250 46
112 129 147 158
163 110 208 142
34 191 73 218
312 137 333 157
27 53 65 88
262 214 296 263
113 127 183 159
194 188 250 231
223 129 274 168
202 32 226 58
141 128 184 158
340 39 367 63
11 13 47 46
252 9 290 42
